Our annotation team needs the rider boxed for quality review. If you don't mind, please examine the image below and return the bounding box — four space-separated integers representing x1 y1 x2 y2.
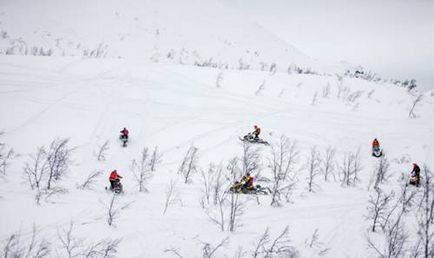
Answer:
120 127 129 140
241 172 255 192
409 163 421 187
372 138 380 152
109 169 123 190
253 125 261 140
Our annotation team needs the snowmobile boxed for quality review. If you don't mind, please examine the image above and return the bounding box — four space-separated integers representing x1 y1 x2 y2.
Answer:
372 147 382 158
119 134 128 147
409 175 420 187
106 180 123 194
240 132 269 145
229 182 270 195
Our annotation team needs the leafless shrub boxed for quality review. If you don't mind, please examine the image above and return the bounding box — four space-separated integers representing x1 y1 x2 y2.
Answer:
241 142 261 176
368 89 376 98
322 83 331 98
163 179 179 215
200 163 224 208
77 170 101 190
408 94 423 118
149 146 162 172
131 147 153 192
24 147 48 191
304 229 330 257
269 136 299 206
104 194 132 227
164 248 184 258
178 145 198 183
346 90 363 103
228 190 244 232
252 226 299 258
306 146 321 192
216 72 223 88
269 63 277 75
367 216 409 258
58 222 121 257
369 155 391 190
0 132 16 176
366 187 394 232
46 138 72 190
416 165 434 258
321 146 336 182
311 91 318 106
95 140 110 161
0 225 50 258
201 237 230 258
339 149 362 187
205 158 245 232
255 80 266 96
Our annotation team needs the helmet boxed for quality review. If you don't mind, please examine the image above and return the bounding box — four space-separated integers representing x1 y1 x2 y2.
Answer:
412 163 417 167
246 172 251 176
254 125 258 129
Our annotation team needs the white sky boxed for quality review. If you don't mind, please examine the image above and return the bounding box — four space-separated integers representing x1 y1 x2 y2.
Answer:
223 0 434 91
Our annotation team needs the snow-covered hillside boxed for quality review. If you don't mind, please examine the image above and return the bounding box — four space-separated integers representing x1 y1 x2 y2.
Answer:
0 1 433 258
0 0 326 72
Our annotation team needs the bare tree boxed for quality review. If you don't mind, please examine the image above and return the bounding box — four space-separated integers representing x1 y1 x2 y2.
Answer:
321 146 336 182
269 136 299 206
0 132 16 176
369 155 391 190
416 165 434 258
23 147 48 191
228 191 244 232
255 80 266 96
241 142 261 176
306 146 321 192
216 71 224 88
163 179 179 215
0 225 50 258
77 170 101 190
252 226 299 258
322 83 331 98
408 94 423 118
205 158 245 232
164 248 185 258
178 145 199 183
366 187 394 232
131 147 153 192
200 163 224 208
104 194 132 227
311 91 318 106
95 140 110 161
46 138 72 190
149 146 162 172
201 237 229 258
304 229 330 257
339 149 362 187
367 214 409 258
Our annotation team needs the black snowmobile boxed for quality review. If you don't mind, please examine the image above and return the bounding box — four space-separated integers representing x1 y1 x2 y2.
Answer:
229 182 270 195
240 132 269 145
119 134 128 147
106 180 123 194
372 146 382 158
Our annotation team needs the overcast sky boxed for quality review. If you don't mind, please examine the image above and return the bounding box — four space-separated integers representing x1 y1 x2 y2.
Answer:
223 0 434 91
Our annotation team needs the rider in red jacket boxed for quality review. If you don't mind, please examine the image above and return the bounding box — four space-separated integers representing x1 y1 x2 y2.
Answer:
253 125 261 139
120 127 129 139
109 170 122 189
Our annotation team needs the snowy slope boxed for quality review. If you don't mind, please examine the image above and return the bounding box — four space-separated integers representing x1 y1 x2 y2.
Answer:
0 55 433 257
0 0 322 72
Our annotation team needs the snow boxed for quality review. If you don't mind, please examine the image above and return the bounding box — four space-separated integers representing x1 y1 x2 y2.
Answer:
0 1 433 257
